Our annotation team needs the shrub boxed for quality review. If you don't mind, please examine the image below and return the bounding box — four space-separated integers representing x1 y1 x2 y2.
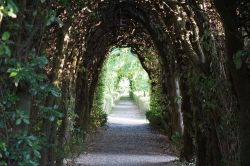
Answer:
145 109 162 126
103 94 113 113
131 91 149 112
63 130 86 159
90 105 107 128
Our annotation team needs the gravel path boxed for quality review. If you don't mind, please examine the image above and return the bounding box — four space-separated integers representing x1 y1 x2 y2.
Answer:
67 97 177 166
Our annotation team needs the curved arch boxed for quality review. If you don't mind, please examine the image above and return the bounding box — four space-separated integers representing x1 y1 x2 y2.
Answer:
74 1 182 135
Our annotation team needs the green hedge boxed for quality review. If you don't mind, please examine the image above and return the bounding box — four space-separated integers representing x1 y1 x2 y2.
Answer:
103 91 121 113
131 90 164 127
131 91 150 112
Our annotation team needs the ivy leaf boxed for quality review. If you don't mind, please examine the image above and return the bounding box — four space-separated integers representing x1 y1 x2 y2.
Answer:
48 116 55 122
27 139 33 147
7 10 17 18
15 118 22 125
28 135 37 141
4 45 11 57
39 56 48 66
34 150 41 158
46 11 56 26
50 89 61 97
2 32 10 41
0 142 6 152
32 56 48 68
7 0 18 13
9 71 17 77
0 44 11 57
23 118 30 125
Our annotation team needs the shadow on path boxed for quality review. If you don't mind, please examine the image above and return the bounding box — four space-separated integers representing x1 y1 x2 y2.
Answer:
65 97 177 166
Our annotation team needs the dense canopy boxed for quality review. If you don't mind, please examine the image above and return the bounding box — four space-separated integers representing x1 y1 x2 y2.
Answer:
0 0 250 165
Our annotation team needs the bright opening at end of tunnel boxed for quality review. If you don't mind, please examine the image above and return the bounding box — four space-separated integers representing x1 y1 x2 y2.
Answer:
93 47 151 122
108 116 149 125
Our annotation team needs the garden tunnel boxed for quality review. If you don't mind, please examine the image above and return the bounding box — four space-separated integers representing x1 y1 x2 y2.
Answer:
74 1 238 165
0 0 250 166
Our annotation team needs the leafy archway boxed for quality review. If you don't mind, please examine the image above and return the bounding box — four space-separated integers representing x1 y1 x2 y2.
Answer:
1 0 250 166
90 47 151 128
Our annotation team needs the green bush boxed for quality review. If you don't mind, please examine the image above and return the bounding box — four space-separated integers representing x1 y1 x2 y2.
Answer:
111 92 120 104
63 130 86 159
103 94 113 113
145 109 162 126
131 91 150 112
91 67 108 128
171 131 183 155
90 105 107 128
97 110 108 126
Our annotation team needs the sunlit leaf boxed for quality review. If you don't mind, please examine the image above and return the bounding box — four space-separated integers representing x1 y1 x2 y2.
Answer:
51 89 61 97
9 71 17 77
2 32 10 41
15 119 22 125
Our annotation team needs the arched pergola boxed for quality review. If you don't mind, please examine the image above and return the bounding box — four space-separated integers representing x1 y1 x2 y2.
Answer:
73 1 236 166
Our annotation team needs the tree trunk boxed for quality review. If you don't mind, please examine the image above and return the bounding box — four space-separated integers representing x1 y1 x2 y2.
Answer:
180 78 194 162
167 75 182 136
56 79 69 165
74 69 89 131
192 92 207 166
214 1 250 165
17 85 32 131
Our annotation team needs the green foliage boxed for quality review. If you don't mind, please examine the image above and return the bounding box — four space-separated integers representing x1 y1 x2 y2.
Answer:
1 32 10 41
147 85 166 128
0 42 11 57
0 0 18 18
91 48 150 129
13 110 30 125
0 1 65 164
46 10 63 27
233 50 250 69
103 48 164 129
90 105 107 128
104 48 149 94
233 50 244 69
131 92 149 111
171 131 183 152
91 69 108 128
146 109 162 126
103 94 114 113
62 129 86 159
39 105 63 122
0 114 42 165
